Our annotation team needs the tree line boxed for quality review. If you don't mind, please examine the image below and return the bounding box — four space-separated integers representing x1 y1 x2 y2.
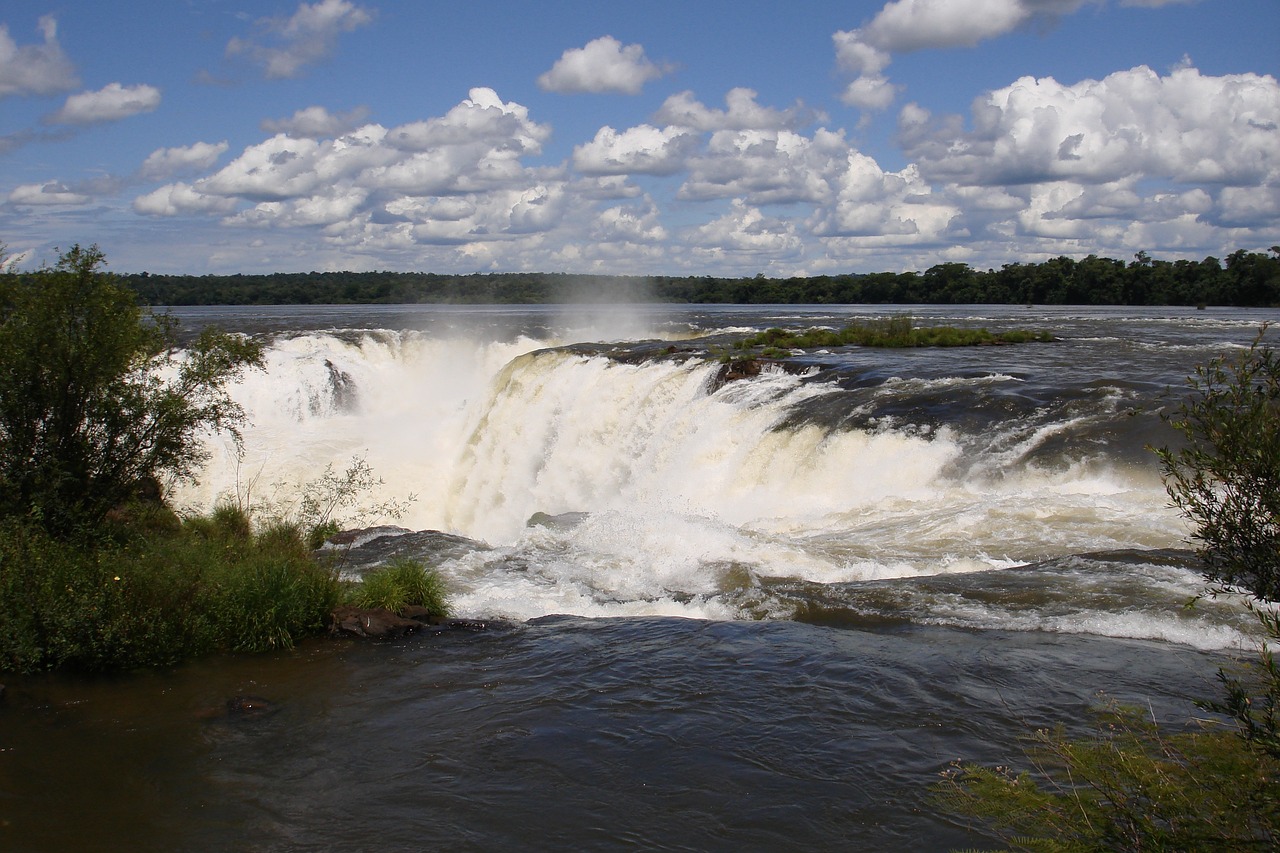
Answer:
116 248 1280 306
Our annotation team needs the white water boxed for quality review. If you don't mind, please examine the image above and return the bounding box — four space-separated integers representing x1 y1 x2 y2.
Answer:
174 324 1253 649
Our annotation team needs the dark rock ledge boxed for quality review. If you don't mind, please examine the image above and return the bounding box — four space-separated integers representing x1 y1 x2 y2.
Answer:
329 604 491 641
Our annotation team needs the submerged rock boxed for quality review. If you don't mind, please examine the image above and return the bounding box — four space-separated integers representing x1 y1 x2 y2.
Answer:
329 605 496 640
330 605 423 640
225 695 279 718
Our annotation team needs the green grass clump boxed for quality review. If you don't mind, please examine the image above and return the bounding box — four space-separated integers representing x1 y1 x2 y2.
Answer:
734 314 1053 352
349 557 451 617
935 698 1280 850
0 506 346 673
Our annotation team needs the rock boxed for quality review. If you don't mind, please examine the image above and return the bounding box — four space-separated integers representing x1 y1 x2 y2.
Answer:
330 605 423 640
225 695 279 718
526 511 590 529
329 604 497 640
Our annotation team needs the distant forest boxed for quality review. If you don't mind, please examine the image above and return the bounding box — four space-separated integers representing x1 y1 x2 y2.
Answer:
119 249 1280 307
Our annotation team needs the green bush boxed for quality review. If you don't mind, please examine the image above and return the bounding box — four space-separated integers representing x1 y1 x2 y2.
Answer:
936 700 1279 851
734 314 1053 351
1156 326 1280 602
0 511 345 672
0 245 262 539
349 557 450 616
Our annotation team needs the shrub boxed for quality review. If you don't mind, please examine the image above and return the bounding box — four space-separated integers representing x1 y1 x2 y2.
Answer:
0 510 344 672
0 245 262 538
1156 326 1280 602
349 557 450 616
936 700 1280 851
733 314 1053 351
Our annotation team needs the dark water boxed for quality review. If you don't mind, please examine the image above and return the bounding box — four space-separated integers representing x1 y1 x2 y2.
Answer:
1 304 1273 850
0 618 1228 852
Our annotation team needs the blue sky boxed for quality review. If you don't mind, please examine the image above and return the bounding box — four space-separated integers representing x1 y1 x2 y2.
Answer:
2 0 1277 276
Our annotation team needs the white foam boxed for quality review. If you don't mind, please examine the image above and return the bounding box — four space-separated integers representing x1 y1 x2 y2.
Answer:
174 327 1206 638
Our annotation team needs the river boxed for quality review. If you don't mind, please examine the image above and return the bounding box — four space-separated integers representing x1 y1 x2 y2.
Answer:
1 304 1271 850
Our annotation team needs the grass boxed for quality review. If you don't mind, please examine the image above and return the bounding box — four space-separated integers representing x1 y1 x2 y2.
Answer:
348 557 451 616
733 314 1053 352
0 503 450 674
934 697 1280 850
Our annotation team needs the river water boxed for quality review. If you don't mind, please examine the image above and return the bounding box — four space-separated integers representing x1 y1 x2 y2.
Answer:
1 304 1273 850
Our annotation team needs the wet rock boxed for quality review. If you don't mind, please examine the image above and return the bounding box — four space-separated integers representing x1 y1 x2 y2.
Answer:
318 527 487 574
330 605 422 640
708 358 771 391
330 604 496 640
526 511 590 529
226 695 279 717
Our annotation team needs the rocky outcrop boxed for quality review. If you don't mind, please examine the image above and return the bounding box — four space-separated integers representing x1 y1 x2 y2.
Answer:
330 605 425 640
329 605 492 640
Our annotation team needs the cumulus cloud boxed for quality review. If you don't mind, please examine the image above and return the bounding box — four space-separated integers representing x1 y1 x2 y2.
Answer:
133 182 238 217
8 181 91 206
140 141 229 180
106 59 1274 276
0 15 78 98
573 125 699 176
129 87 575 258
386 88 549 155
592 200 668 244
262 105 371 138
835 0 1104 111
226 0 374 79
45 82 161 125
538 36 671 95
654 88 820 132
900 66 1280 188
678 128 847 205
690 200 803 258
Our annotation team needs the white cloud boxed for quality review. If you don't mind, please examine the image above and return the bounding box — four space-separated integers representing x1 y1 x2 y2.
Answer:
861 0 1084 53
262 105 371 138
46 82 161 125
690 200 803 257
128 88 576 258
386 88 549 154
678 128 846 205
140 141 229 180
901 66 1280 187
226 0 374 79
0 15 78 98
133 182 238 216
653 88 819 132
538 36 671 95
809 156 957 240
8 181 91 206
592 200 668 244
834 0 1100 112
573 125 698 176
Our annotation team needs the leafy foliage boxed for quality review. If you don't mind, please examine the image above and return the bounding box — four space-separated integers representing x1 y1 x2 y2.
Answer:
0 510 342 672
0 245 262 537
935 700 1280 852
349 557 450 616
114 249 1280 307
1156 326 1280 601
0 245 448 673
733 314 1053 351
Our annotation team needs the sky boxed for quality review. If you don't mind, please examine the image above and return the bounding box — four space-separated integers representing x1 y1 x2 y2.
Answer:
1 0 1277 277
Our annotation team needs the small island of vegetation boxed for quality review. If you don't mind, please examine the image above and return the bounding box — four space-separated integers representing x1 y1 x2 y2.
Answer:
732 314 1053 358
